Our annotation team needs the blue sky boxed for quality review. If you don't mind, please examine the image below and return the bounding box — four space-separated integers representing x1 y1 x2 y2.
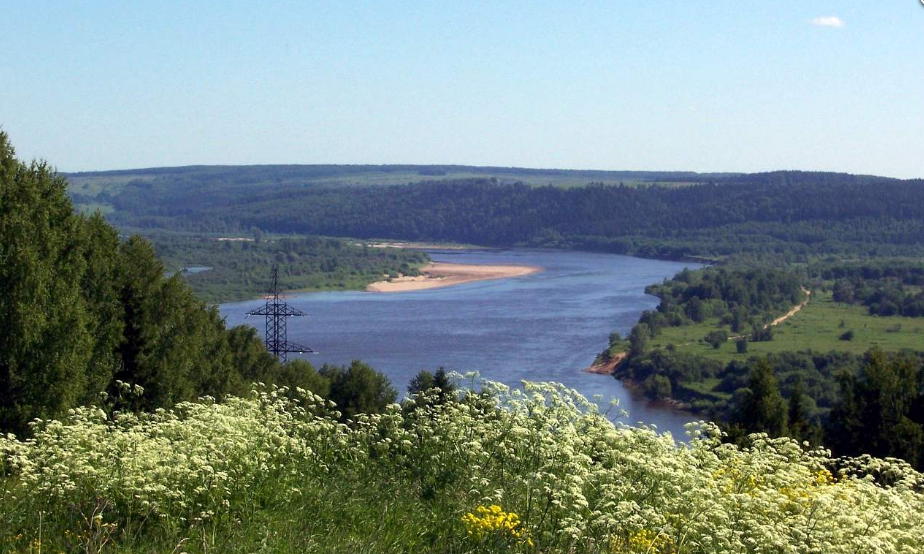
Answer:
2 1 923 177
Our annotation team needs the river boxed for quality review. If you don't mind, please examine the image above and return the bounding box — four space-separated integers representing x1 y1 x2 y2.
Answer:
219 249 704 439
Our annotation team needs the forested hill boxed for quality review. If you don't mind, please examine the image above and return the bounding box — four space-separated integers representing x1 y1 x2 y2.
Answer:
66 164 724 197
81 169 924 260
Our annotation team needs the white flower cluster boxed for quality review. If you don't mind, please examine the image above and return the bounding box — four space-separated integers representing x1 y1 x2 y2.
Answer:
2 377 922 553
0 386 347 526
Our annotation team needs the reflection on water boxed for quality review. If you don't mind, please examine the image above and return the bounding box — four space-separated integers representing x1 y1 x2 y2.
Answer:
220 249 704 439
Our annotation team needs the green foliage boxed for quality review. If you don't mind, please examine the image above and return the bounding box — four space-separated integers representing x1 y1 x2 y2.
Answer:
321 360 398 421
826 349 924 468
733 360 787 437
704 330 728 349
2 380 923 553
632 267 804 348
149 232 430 303
787 378 815 444
821 261 924 317
642 374 672 399
0 131 338 435
0 132 93 435
736 338 749 354
628 323 650 357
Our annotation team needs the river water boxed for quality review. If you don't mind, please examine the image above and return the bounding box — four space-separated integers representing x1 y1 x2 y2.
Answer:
220 249 703 439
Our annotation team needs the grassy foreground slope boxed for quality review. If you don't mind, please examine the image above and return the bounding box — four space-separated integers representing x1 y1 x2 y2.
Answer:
2 380 922 554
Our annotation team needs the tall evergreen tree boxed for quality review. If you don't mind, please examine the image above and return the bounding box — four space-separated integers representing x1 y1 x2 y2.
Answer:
787 378 810 443
0 132 93 435
734 359 787 437
827 349 924 468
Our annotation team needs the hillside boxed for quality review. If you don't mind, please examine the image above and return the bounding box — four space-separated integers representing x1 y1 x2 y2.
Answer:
2 380 922 553
68 169 924 261
65 164 722 199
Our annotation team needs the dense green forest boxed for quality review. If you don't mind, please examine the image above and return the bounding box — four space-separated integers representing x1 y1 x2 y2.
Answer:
638 267 805 334
70 171 924 260
65 164 723 199
0 132 396 436
148 233 429 303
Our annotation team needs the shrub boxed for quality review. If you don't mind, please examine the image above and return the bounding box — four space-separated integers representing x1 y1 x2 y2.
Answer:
704 330 729 349
1 378 922 553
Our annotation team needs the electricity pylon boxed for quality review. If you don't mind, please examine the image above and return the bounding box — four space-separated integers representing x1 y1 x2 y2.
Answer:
246 266 315 362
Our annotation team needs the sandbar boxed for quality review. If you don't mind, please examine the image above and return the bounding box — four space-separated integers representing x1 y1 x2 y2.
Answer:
366 262 541 293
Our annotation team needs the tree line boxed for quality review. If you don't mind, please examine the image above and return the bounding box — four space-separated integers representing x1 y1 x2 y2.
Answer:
149 232 429 303
0 132 407 436
91 173 924 260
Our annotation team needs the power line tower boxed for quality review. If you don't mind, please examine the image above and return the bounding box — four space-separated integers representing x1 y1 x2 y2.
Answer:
246 266 315 362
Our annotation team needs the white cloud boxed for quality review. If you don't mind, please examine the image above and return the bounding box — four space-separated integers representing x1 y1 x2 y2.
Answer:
811 16 845 28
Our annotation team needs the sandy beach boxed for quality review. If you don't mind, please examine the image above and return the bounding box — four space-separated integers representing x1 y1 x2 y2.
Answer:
366 262 541 293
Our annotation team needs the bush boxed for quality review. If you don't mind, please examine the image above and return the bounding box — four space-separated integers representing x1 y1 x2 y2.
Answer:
840 330 855 341
736 339 749 353
1 379 922 553
642 374 673 399
704 330 729 349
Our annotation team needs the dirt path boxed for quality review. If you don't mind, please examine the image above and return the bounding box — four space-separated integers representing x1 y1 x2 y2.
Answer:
767 287 811 328
728 287 811 341
585 288 812 371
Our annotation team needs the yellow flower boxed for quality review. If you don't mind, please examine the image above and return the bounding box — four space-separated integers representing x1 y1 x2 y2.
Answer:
462 505 533 547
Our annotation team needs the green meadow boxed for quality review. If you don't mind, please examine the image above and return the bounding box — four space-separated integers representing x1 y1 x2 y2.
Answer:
648 291 924 363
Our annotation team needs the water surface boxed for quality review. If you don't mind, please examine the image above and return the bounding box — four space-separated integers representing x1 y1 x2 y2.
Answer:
220 250 703 438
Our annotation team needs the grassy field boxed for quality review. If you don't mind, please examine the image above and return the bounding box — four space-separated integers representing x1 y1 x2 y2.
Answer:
648 291 924 362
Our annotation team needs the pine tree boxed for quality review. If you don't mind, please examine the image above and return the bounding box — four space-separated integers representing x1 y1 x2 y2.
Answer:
735 359 787 437
787 378 810 443
0 132 93 435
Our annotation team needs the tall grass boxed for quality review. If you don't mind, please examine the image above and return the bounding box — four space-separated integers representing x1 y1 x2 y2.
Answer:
2 378 922 553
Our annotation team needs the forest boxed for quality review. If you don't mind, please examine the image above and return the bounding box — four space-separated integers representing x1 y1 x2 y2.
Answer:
149 233 429 303
0 132 398 437
71 172 924 261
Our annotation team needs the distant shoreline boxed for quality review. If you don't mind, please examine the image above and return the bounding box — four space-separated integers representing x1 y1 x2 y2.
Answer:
366 262 541 293
362 241 479 250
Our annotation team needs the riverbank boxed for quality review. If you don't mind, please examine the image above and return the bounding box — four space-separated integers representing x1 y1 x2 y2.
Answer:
366 262 541 293
583 352 627 375
362 240 479 250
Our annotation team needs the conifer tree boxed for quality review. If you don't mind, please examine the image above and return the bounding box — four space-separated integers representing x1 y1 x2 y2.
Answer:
735 359 787 437
0 132 93 435
787 378 810 443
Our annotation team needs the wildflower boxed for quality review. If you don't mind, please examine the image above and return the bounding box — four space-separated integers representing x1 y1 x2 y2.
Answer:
462 505 533 547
